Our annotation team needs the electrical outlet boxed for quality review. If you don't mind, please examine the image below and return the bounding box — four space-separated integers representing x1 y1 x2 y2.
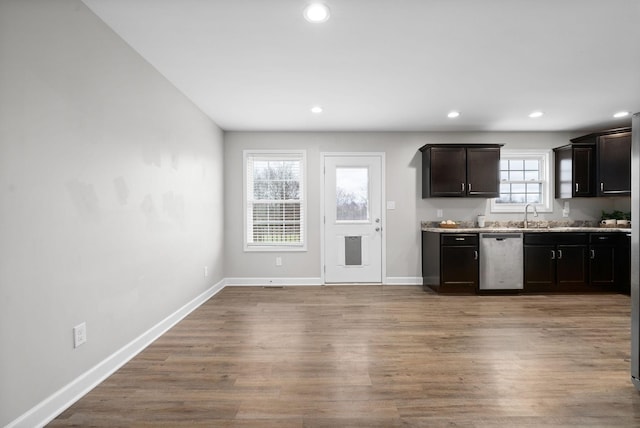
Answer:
275 257 282 266
437 209 443 218
204 266 208 277
73 322 87 348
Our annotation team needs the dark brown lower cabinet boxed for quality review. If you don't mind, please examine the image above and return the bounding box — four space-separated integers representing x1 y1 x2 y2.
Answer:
618 234 631 294
556 245 589 289
589 233 630 293
424 231 628 295
422 232 478 294
441 244 478 291
523 244 555 291
524 233 588 292
589 245 615 287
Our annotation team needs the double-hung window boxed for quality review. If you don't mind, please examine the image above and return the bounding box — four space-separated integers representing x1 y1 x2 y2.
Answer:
491 149 552 213
244 150 306 251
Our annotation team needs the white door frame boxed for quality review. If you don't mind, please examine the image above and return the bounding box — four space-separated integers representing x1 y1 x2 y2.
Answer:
320 152 386 284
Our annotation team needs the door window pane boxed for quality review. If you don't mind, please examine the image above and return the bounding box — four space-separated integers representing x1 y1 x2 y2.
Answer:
336 167 369 221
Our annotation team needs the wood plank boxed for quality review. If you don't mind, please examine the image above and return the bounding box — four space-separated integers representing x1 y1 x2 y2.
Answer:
49 285 640 426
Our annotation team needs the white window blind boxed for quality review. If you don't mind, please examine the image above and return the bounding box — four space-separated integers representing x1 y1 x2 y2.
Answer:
244 151 306 250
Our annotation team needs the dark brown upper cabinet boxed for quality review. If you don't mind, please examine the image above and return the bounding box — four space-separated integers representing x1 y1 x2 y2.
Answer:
598 131 631 196
554 127 631 198
553 143 596 198
419 144 502 198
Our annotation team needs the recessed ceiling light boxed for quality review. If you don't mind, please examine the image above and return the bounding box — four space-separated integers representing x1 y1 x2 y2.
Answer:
529 111 544 118
304 3 330 23
447 111 460 118
311 106 323 114
613 111 630 118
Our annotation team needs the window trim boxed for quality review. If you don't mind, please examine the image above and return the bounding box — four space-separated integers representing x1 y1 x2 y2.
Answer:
490 149 552 213
243 149 308 252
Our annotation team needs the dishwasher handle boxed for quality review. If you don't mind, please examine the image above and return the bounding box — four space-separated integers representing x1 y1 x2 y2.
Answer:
480 233 523 240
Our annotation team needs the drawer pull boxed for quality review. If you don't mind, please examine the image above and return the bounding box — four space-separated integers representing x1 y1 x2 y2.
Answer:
598 236 608 240
455 238 465 241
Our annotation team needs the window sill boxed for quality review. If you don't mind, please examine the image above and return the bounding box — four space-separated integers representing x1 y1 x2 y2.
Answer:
244 246 308 253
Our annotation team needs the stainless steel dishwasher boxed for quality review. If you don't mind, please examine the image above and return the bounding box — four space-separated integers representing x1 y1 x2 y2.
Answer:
479 233 523 290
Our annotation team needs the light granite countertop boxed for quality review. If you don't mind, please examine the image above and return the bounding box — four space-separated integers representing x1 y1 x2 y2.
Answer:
421 226 631 233
421 220 631 233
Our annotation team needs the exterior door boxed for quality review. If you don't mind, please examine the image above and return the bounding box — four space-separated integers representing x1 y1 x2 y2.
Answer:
323 155 383 283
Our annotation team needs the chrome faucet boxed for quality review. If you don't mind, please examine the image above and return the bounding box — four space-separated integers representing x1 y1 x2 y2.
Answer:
524 203 538 228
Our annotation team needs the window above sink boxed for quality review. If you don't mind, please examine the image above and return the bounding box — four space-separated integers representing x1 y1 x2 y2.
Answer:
491 149 552 213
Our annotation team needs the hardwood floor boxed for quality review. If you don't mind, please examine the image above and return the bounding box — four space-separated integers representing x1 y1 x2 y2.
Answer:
50 285 640 427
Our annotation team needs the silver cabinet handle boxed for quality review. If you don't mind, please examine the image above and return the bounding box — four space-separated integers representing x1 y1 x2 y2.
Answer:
601 182 604 192
558 249 563 260
455 237 465 241
590 249 595 259
468 183 472 192
551 250 556 260
461 183 465 192
474 250 478 260
575 183 579 192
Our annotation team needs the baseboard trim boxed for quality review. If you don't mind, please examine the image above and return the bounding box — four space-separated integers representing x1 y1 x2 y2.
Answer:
8 274 421 427
7 279 225 428
385 276 423 285
225 277 323 286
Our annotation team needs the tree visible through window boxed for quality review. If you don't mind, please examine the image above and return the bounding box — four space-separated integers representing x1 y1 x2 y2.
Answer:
245 151 306 249
336 167 369 221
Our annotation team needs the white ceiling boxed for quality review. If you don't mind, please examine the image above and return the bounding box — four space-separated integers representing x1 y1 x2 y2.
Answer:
82 0 640 132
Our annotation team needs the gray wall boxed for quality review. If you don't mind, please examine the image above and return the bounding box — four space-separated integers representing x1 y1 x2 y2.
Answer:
224 131 624 280
0 1 224 424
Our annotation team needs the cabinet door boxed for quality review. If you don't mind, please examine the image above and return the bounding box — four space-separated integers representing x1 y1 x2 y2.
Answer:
554 146 573 199
556 245 587 288
524 245 555 292
589 245 615 287
617 236 631 294
598 132 631 195
573 146 595 196
466 147 500 197
429 147 466 196
441 245 478 289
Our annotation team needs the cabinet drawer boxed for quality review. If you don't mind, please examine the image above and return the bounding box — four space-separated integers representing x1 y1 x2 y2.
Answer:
441 234 478 246
589 233 626 244
524 233 588 245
